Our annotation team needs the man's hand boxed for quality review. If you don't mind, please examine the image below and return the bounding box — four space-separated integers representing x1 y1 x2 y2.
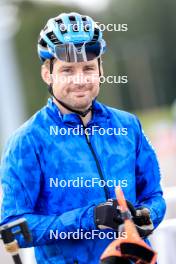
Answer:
132 207 154 238
94 199 123 230
95 199 154 238
125 200 154 238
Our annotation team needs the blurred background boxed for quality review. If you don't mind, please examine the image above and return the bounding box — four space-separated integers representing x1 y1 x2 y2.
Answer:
0 0 175 263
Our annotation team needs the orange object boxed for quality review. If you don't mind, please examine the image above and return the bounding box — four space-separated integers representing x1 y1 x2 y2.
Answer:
100 187 157 264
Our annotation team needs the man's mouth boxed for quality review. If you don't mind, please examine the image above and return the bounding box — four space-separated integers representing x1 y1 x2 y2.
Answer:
73 90 90 97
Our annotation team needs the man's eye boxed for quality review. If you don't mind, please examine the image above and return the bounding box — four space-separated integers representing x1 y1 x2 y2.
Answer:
84 67 95 71
62 68 72 73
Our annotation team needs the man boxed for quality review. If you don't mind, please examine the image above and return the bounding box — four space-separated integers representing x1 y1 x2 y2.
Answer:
0 12 166 264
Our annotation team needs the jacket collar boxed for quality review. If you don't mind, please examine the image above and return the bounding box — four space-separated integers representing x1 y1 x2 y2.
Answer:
46 97 109 127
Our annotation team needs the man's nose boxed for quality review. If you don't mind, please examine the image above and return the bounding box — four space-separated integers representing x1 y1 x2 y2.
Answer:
71 71 88 84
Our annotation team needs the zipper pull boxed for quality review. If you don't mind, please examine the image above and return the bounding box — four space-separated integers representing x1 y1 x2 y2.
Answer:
85 129 90 142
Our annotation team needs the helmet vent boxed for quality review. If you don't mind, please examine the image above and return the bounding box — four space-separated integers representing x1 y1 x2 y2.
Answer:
82 16 90 32
72 23 79 32
68 16 79 32
55 18 63 24
69 16 76 22
59 24 67 34
81 16 87 22
38 37 47 48
92 28 99 41
55 18 67 34
46 32 62 44
83 22 90 32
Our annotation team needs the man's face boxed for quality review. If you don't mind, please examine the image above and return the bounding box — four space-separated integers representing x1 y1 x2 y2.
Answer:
50 58 100 111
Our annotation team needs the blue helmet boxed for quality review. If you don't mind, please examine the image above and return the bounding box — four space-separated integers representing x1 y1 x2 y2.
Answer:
37 12 106 62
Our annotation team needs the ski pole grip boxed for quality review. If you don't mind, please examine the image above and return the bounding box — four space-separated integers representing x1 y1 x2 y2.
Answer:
0 218 31 244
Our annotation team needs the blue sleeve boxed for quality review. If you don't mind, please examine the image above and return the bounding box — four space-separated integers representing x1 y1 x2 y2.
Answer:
0 132 96 247
134 117 166 228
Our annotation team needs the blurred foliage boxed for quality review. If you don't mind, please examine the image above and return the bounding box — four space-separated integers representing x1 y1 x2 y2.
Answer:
99 0 176 110
14 0 176 117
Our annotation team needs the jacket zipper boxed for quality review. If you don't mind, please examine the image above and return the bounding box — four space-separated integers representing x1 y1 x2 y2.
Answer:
83 127 109 200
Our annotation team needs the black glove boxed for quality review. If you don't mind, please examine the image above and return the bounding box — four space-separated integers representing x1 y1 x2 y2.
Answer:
94 199 124 230
95 199 154 238
132 207 154 238
126 201 154 238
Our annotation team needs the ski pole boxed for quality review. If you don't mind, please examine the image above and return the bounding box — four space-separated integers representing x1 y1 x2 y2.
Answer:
0 218 32 264
100 187 157 264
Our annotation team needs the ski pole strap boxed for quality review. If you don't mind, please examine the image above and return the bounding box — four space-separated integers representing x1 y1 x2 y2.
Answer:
100 256 131 264
100 240 156 264
120 242 156 263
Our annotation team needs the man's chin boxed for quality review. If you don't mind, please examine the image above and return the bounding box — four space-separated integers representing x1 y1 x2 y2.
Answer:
72 101 92 111
72 97 93 109
74 105 92 112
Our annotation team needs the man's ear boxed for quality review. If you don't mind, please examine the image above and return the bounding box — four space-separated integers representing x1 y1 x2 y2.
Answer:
41 63 52 85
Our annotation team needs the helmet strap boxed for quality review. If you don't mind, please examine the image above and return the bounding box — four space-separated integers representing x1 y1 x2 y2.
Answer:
98 57 102 77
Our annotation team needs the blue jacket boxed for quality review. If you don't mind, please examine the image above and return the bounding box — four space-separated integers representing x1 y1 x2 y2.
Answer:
0 98 166 264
